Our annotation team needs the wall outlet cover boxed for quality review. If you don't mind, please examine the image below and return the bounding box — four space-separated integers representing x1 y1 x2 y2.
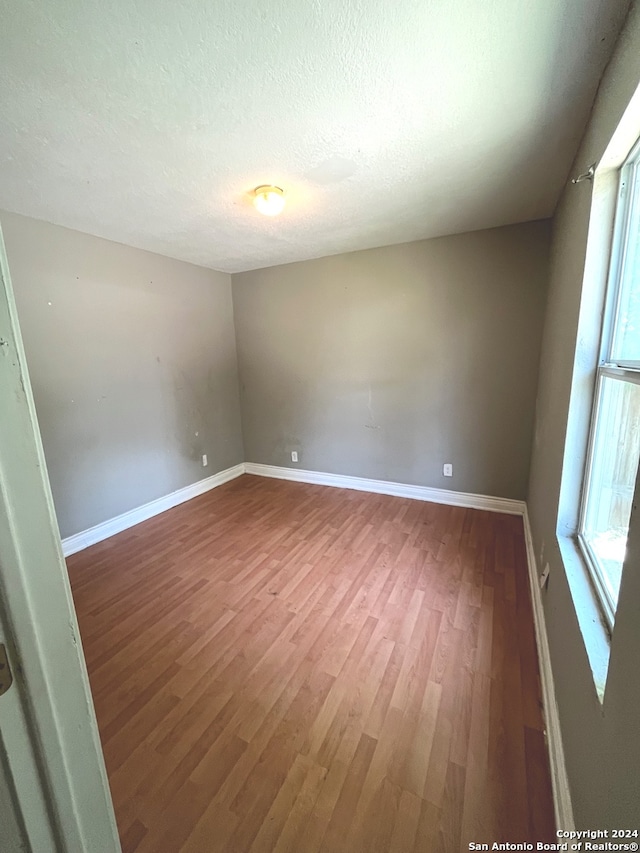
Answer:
291 451 298 463
443 463 453 477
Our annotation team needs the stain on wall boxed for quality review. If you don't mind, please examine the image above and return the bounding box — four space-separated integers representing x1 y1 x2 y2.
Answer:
1 210 243 538
233 221 551 500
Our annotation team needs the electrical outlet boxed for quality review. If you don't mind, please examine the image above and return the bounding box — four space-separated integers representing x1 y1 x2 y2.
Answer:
443 463 453 477
202 454 208 467
540 562 550 590
291 451 298 463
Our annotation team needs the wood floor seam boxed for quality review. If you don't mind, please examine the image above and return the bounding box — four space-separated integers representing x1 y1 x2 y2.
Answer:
67 474 555 852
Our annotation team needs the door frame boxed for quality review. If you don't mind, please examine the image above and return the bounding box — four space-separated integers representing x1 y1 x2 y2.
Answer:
0 224 120 852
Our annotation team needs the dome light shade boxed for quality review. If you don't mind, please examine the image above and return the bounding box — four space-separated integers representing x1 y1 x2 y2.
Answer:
253 185 285 216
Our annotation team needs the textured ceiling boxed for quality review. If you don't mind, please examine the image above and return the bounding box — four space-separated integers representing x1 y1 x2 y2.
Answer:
0 0 630 273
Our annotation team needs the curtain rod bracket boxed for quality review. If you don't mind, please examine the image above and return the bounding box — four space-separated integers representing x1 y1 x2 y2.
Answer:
572 164 595 184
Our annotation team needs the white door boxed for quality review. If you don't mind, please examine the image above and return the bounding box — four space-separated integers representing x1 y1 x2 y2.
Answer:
0 224 121 853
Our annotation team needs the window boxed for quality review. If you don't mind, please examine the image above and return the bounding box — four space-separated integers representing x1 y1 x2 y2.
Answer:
578 138 640 632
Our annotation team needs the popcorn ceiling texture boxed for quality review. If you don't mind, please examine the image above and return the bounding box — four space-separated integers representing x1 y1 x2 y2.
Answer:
0 0 630 272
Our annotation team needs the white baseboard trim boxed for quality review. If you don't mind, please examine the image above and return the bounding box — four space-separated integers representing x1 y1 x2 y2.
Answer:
60 458 569 826
61 463 245 557
522 507 575 831
248 462 571 828
244 462 526 515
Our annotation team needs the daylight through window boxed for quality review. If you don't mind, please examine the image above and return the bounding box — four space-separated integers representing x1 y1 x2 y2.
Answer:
578 138 640 631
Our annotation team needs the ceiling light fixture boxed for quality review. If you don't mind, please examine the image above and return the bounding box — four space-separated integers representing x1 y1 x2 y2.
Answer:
253 185 285 216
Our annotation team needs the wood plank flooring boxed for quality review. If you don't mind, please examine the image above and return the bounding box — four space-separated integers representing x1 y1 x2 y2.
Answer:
67 474 555 852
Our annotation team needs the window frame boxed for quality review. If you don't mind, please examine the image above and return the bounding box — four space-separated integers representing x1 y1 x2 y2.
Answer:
577 139 640 633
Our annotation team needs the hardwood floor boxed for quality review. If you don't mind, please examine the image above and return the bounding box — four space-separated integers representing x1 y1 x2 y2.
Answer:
67 474 555 852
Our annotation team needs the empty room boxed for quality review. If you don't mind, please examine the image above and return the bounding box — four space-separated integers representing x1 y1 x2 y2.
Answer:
1 1 640 852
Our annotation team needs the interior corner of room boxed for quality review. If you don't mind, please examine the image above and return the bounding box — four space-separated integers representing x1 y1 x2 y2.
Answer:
1 211 551 547
2 0 640 849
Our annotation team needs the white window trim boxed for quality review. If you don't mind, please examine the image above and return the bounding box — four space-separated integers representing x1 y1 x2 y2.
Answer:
555 80 640 702
576 140 640 634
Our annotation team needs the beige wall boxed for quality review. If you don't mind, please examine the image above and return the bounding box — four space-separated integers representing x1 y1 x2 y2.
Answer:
233 221 550 500
527 2 640 827
1 211 244 538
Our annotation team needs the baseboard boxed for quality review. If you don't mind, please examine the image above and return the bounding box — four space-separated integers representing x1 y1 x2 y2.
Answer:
61 458 568 825
244 462 526 515
248 461 571 827
61 463 245 557
522 507 575 831
63 462 525 556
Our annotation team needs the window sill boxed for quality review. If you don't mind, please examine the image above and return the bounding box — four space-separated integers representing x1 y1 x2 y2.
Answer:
556 534 611 704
